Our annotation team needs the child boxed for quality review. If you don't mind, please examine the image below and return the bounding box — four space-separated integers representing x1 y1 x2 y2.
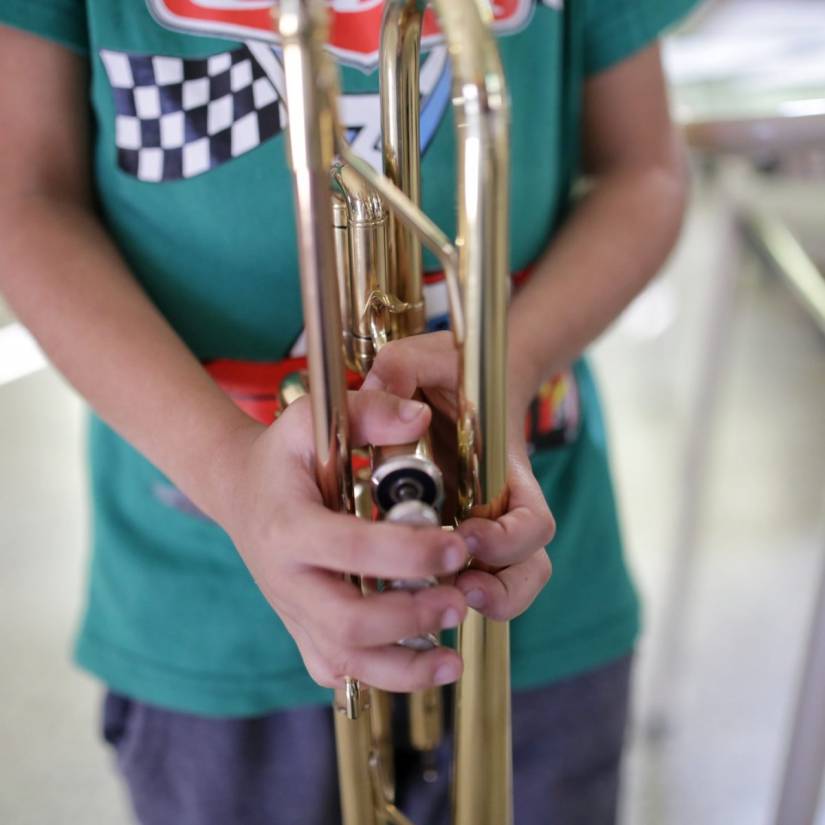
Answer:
0 1 697 822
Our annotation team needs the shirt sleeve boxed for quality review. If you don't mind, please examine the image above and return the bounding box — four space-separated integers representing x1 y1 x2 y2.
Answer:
585 0 702 75
0 0 88 55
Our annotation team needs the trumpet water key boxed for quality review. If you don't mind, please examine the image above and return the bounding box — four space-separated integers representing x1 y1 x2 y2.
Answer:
278 1 512 823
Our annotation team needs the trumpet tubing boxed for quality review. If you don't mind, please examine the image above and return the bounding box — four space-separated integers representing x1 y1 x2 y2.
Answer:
279 2 512 823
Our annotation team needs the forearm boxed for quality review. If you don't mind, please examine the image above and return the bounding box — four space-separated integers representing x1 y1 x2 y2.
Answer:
507 155 687 413
0 194 257 521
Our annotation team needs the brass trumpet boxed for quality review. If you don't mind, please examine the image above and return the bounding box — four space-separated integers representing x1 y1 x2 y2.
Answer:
278 1 511 823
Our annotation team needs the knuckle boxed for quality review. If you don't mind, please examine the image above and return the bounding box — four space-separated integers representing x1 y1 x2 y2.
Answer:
390 528 436 578
265 516 310 572
370 343 400 382
267 506 298 547
351 385 381 410
307 660 337 689
409 544 437 579
487 599 511 622
540 508 556 546
335 607 364 647
333 527 362 573
485 537 511 566
278 395 312 436
300 646 338 689
377 338 405 363
408 657 436 692
410 591 437 638
538 550 552 585
329 650 357 684
411 673 434 693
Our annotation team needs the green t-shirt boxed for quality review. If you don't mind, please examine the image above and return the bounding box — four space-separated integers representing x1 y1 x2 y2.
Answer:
2 0 697 716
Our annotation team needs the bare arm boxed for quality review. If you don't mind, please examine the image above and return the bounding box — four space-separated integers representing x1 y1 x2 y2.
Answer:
364 44 687 611
0 28 253 521
0 27 473 692
507 43 688 412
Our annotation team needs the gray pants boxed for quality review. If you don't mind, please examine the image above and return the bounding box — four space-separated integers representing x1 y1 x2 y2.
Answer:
103 654 632 825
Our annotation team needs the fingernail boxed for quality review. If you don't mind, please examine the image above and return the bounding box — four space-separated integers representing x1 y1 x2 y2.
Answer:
441 608 461 630
361 373 385 391
443 542 467 571
465 589 486 610
399 399 427 422
464 534 480 555
434 662 460 686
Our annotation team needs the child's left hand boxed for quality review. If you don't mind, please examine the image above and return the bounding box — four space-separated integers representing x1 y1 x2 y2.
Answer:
362 331 555 621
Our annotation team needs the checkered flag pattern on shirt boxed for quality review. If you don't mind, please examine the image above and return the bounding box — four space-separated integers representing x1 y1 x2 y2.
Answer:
100 45 285 182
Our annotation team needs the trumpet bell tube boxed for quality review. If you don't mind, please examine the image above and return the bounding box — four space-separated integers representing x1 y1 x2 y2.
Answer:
278 2 511 823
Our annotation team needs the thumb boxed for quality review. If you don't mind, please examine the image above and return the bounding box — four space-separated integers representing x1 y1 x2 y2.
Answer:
361 333 458 398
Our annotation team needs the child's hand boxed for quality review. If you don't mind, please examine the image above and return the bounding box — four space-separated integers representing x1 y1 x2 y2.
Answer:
217 390 469 693
362 332 555 621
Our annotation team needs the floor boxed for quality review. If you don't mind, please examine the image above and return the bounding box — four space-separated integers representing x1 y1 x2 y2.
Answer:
2 169 824 825
0 343 128 823
597 168 825 825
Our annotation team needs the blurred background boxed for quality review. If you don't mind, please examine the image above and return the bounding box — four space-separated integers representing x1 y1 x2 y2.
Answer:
1 0 824 823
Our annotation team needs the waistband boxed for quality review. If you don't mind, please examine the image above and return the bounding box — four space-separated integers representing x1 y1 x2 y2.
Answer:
206 356 366 426
204 264 537 424
203 263 579 448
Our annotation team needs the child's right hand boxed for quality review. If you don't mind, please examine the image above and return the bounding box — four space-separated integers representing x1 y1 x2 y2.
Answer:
215 389 470 693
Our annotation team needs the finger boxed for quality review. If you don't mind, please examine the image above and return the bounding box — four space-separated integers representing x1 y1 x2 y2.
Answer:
281 587 464 692
457 500 554 569
458 484 556 568
361 333 458 397
454 550 552 621
277 391 431 458
347 389 432 447
301 572 467 648
291 507 469 580
457 468 554 568
279 612 340 691
322 642 464 693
